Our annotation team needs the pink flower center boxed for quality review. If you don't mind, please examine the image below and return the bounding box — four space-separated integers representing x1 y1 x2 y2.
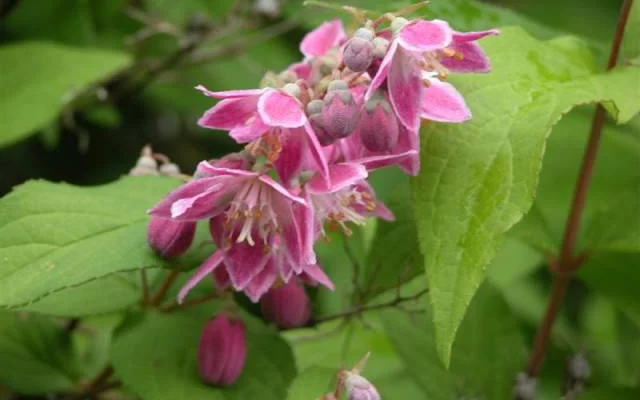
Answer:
310 187 376 236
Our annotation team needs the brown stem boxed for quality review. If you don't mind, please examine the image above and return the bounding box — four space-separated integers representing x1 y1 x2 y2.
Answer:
149 268 181 306
160 292 222 313
70 366 115 400
311 288 428 325
525 0 634 378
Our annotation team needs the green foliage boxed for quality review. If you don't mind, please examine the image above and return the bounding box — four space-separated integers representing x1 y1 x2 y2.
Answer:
0 312 76 394
111 308 296 400
286 366 335 400
585 184 640 252
0 41 130 147
381 283 526 399
0 176 192 309
411 26 640 365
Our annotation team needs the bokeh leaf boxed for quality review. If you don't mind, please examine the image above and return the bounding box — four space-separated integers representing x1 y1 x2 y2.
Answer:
411 27 640 365
111 308 296 400
585 184 640 252
0 41 130 147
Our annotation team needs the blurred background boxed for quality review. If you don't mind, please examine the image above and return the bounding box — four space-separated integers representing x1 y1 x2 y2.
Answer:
0 0 627 196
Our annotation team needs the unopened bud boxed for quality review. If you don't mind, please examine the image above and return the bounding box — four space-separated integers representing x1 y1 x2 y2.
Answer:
198 313 247 387
513 372 536 400
147 216 196 259
159 162 181 176
358 92 399 151
390 17 409 34
318 54 339 75
260 280 311 329
371 37 390 58
282 83 301 98
129 155 158 176
345 373 380 400
307 100 335 146
568 353 591 381
343 37 374 72
322 80 360 139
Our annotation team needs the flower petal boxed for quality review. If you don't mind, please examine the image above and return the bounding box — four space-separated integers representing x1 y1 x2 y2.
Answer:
257 89 306 128
397 19 452 52
225 241 270 290
178 250 224 303
196 85 263 99
258 174 307 206
303 122 331 184
395 124 420 175
243 259 278 303
197 161 259 179
300 19 345 58
353 150 419 172
198 97 258 130
452 29 499 42
289 61 312 81
274 128 305 186
441 41 492 73
306 162 367 194
364 40 398 101
388 47 423 131
302 264 334 290
228 116 269 143
421 79 471 122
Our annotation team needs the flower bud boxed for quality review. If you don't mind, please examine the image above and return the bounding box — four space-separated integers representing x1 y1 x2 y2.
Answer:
513 372 536 400
147 216 196 259
260 281 311 329
345 373 380 400
322 80 360 139
198 313 247 387
358 92 399 151
568 353 591 381
159 162 181 176
307 99 335 146
390 17 409 33
343 29 374 72
371 37 390 58
129 155 158 176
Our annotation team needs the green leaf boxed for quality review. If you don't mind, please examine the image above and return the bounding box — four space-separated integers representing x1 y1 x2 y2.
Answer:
585 183 640 252
381 283 526 399
579 252 640 327
0 176 198 309
622 0 640 60
411 27 640 365
581 387 640 400
0 311 77 394
111 309 296 400
0 41 130 147
286 366 335 400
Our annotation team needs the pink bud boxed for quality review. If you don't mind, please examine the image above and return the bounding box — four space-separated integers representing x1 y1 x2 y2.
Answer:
147 216 196 259
260 280 311 329
345 374 380 400
198 313 247 387
343 28 374 72
322 80 360 139
358 92 399 151
307 99 335 146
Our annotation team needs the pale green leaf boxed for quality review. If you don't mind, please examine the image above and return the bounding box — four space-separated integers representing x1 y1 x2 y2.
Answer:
411 27 640 365
0 41 130 147
0 176 203 309
111 309 296 400
0 311 76 394
286 366 335 400
380 283 526 399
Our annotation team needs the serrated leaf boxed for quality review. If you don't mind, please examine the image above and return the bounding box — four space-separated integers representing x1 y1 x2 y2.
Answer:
111 308 296 400
0 311 77 394
0 41 130 147
411 27 640 365
0 176 200 309
585 183 640 252
380 283 526 399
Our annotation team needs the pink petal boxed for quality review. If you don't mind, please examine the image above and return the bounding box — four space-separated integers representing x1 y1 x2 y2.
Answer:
243 259 278 302
306 163 367 194
178 250 224 303
302 264 334 290
258 174 307 206
289 61 312 81
198 97 258 130
274 128 305 186
196 85 263 99
441 41 492 73
229 117 269 143
395 125 420 175
354 150 418 172
364 40 398 101
197 161 259 178
373 201 395 221
452 29 499 42
257 89 306 128
300 19 345 58
225 241 270 290
213 267 231 291
303 122 331 184
421 79 471 122
388 47 422 131
397 19 452 52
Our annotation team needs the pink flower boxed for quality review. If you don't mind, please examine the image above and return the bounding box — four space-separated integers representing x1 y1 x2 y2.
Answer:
196 85 330 182
198 313 246 387
260 280 312 329
300 19 346 59
440 29 499 73
420 72 471 123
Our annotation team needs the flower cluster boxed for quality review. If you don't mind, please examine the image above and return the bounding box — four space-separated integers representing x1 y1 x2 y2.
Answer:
146 8 496 386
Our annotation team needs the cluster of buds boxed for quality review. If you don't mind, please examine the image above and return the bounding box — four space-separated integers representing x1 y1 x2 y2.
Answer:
130 145 182 177
145 3 496 386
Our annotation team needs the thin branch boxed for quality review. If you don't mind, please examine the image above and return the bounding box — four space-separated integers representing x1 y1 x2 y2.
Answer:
69 366 115 400
311 288 429 325
160 292 222 313
525 0 634 378
149 268 181 307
